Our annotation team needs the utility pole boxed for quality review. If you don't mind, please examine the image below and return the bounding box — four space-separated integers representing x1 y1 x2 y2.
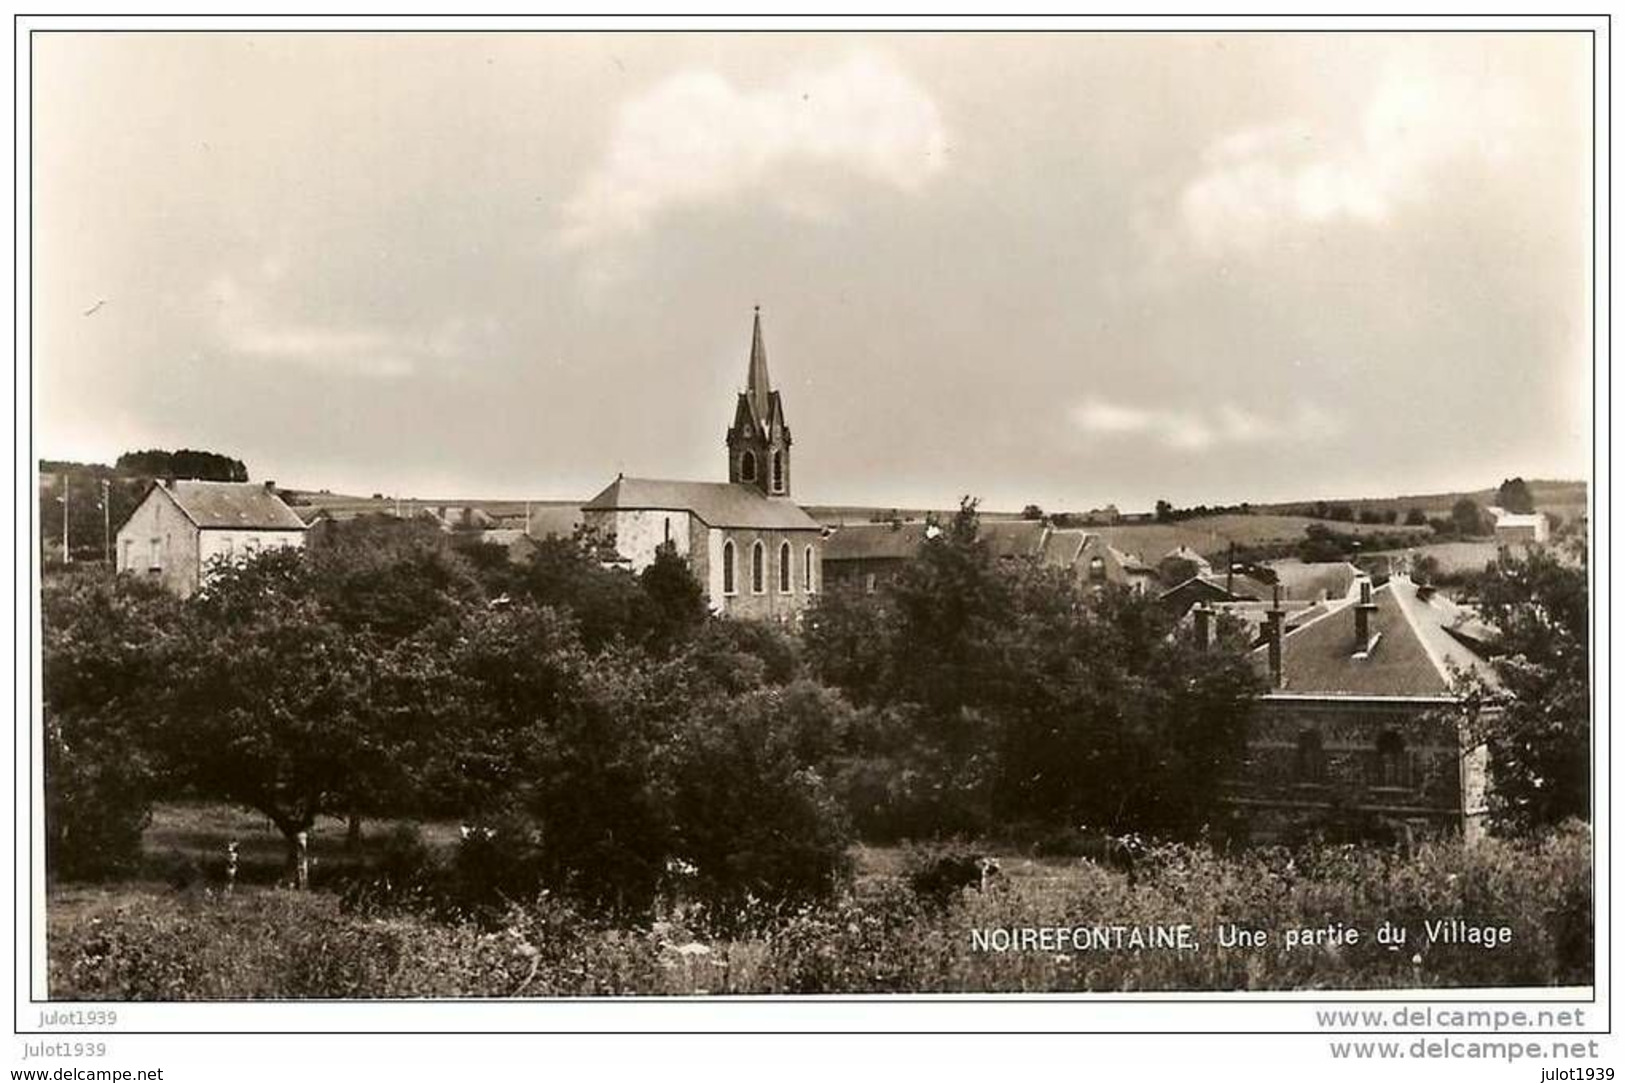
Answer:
61 474 71 563
101 478 112 564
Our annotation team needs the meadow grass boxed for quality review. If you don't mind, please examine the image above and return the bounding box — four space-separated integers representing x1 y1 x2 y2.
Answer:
47 807 1591 998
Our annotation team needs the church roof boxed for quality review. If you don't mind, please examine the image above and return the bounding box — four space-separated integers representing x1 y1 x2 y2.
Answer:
584 476 822 531
157 480 308 531
1251 575 1497 698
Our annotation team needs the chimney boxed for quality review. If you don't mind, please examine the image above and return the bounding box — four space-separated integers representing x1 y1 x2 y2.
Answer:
1354 577 1378 655
1264 584 1285 688
262 479 276 493
1193 604 1212 651
159 476 174 490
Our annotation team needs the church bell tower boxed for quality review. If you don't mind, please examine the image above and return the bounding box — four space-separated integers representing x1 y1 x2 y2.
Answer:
726 307 792 497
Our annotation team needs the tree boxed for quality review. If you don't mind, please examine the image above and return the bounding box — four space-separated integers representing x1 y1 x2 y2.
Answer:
115 448 248 482
162 548 462 886
638 541 708 655
510 530 651 652
1452 498 1490 538
1020 504 1045 521
1459 542 1589 834
668 681 853 914
42 573 183 878
1405 506 1428 526
988 565 1260 835
1154 499 1175 523
1497 477 1537 515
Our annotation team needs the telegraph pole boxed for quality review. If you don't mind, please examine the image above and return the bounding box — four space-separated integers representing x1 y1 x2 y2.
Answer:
101 478 112 564
61 474 71 563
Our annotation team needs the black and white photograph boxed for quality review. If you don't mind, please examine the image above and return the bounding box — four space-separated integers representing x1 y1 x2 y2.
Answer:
14 16 1609 1073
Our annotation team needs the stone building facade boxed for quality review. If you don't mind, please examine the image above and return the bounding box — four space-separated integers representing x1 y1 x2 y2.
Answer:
1216 574 1495 845
582 310 825 620
115 479 309 598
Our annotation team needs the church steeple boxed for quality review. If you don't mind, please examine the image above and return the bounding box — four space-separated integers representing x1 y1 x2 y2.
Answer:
727 307 792 497
746 305 772 426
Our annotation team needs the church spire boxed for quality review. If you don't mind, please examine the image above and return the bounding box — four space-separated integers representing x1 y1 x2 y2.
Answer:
727 306 792 497
746 305 772 424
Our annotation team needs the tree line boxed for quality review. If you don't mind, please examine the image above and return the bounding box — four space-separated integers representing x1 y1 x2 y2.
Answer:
41 500 1587 920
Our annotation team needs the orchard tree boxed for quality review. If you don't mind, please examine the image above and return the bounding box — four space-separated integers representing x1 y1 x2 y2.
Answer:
42 572 183 878
162 548 461 886
1459 541 1589 833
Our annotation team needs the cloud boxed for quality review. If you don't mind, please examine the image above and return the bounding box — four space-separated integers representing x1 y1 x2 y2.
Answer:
209 273 479 380
560 52 948 247
1176 66 1515 255
1070 397 1342 451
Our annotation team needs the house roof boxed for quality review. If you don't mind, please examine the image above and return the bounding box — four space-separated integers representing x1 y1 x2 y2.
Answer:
1108 545 1157 575
823 521 933 561
525 505 585 540
1263 558 1361 602
159 481 308 531
981 519 1050 559
1252 575 1496 697
1039 527 1092 567
583 476 822 531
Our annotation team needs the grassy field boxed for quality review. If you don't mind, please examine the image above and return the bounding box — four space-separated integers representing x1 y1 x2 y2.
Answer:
46 804 1592 998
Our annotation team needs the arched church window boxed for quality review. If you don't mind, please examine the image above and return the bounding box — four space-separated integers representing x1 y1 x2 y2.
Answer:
804 545 816 592
740 450 757 482
722 540 736 595
1376 731 1409 787
772 450 784 493
779 541 792 592
1295 729 1325 784
751 541 766 594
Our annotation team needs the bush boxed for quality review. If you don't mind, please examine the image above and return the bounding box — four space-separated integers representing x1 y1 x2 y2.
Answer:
48 823 1592 998
44 717 152 881
669 686 854 918
900 839 1000 909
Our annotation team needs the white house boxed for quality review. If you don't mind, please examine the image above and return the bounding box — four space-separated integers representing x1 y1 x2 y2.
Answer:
115 479 309 597
1487 505 1550 543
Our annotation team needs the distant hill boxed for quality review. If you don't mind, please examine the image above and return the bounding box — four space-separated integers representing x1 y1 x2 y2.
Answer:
1248 480 1587 523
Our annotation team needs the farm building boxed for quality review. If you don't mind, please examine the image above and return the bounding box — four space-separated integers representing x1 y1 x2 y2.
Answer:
582 309 826 620
1217 574 1497 845
115 479 308 598
1489 506 1550 543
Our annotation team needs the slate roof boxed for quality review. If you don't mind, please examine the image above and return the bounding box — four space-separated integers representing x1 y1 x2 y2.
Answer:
1252 575 1496 697
159 481 308 531
1262 558 1360 602
981 520 1050 559
823 521 933 561
583 476 822 531
1039 527 1092 567
525 505 585 540
1109 545 1157 575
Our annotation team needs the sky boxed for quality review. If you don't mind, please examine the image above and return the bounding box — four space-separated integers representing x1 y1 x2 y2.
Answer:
33 32 1593 512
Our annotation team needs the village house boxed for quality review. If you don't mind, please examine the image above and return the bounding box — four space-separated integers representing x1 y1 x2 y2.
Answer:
1488 505 1550 543
1213 573 1496 845
115 479 308 597
821 519 1160 595
581 309 826 620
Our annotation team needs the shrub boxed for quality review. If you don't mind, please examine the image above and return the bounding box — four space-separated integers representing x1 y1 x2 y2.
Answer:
44 717 152 881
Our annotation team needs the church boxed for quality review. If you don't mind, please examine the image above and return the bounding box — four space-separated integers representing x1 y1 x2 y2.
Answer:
582 309 826 620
